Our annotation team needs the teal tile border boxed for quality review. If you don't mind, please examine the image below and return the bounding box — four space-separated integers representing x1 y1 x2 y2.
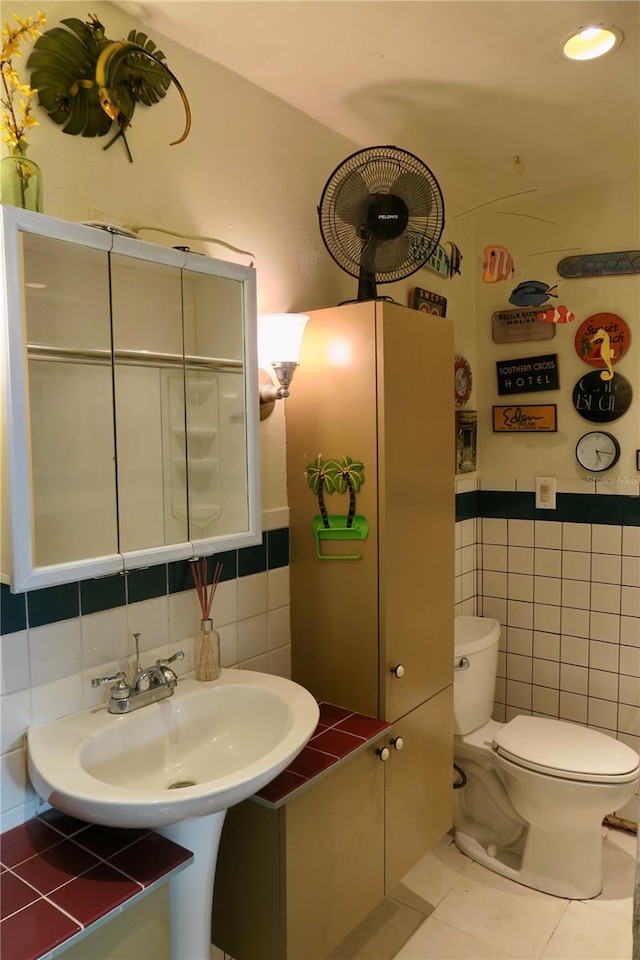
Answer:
1 530 290 636
455 490 640 526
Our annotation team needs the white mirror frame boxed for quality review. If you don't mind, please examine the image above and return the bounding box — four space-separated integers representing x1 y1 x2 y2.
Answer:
0 206 261 593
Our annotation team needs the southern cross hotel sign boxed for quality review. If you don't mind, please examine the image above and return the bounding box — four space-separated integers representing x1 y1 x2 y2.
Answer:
496 354 559 396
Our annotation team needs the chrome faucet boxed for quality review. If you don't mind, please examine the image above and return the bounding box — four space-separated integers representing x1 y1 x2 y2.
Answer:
91 635 185 714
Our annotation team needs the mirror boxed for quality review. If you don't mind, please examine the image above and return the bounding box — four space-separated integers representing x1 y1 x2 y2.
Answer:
1 207 260 592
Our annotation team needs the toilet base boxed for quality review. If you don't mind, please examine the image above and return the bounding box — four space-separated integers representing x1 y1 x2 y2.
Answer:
454 827 603 900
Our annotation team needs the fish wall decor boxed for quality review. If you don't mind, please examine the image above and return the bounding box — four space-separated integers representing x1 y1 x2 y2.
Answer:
509 280 558 308
537 305 576 324
483 245 515 282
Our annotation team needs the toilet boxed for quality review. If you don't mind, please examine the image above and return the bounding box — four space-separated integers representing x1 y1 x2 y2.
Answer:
452 615 639 899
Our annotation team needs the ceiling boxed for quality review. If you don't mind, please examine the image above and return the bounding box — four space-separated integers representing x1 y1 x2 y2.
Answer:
120 0 639 216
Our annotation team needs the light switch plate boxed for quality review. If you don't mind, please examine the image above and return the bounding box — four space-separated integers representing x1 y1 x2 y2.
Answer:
535 477 556 510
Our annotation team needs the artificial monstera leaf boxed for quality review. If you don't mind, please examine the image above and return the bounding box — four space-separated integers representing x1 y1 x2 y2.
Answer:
27 15 190 161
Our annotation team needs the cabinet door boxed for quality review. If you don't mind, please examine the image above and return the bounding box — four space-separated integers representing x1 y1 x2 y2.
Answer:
286 302 380 715
377 303 454 722
384 685 453 890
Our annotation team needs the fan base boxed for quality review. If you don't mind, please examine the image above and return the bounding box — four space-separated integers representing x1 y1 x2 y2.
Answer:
338 295 399 307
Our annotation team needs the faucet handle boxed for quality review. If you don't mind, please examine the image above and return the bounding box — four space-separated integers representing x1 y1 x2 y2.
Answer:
156 651 185 667
91 671 127 689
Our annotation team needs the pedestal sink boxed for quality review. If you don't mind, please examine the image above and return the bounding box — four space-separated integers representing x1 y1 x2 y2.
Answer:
27 669 319 960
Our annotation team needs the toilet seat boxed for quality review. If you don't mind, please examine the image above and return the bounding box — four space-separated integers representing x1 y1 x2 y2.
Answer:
493 715 640 784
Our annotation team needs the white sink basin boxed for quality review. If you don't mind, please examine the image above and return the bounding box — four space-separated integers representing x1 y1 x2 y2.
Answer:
28 670 319 828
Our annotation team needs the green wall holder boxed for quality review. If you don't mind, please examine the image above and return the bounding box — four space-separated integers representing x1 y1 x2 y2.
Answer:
312 515 369 560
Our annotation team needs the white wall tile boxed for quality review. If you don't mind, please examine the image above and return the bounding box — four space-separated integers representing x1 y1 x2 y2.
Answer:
218 622 239 668
238 572 268 619
507 520 534 547
1 748 34 819
618 675 640 707
562 578 591 610
507 573 533 602
621 586 640 617
506 653 532 683
126 596 170 652
619 645 640 677
454 576 463 605
237 614 269 661
268 645 291 679
534 576 561 606
560 663 588 695
267 567 290 610
562 523 591 552
533 658 559 688
481 544 507 571
534 521 562 549
534 631 560 661
267 606 291 651
560 634 589 666
618 704 640 736
535 548 562 578
587 697 618 731
483 571 507 598
461 571 476 601
506 627 533 657
30 673 84 724
460 597 478 615
507 600 533 629
590 582 621 614
559 691 587 723
482 518 507 544
28 619 83 686
532 685 559 716
506 679 532 710
589 640 619 673
80 607 129 671
588 669 619 701
591 553 622 585
508 546 534 574
622 526 640 557
590 611 620 643
239 653 270 672
561 607 590 639
480 596 507 624
460 518 477 547
591 524 622 554
622 556 640 587
461 545 476 574
455 477 478 494
0 631 30 695
619 617 640 647
562 551 591 581
534 603 561 634
0 689 31 753
169 589 200 643
210 579 238 628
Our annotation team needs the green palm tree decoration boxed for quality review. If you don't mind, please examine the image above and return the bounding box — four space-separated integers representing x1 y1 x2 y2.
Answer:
305 456 339 529
334 457 365 528
27 14 190 162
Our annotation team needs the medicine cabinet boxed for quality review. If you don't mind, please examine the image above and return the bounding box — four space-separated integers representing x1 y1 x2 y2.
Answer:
0 206 260 592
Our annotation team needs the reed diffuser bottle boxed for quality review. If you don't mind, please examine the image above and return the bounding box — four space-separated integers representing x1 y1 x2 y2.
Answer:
191 559 223 682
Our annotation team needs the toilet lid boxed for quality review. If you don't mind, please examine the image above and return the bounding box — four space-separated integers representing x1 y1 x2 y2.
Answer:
493 716 640 782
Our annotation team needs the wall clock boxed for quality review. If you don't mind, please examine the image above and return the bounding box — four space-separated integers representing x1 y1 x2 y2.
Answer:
575 431 620 472
454 355 472 406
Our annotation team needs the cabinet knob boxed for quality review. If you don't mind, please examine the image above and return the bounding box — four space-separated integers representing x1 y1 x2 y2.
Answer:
390 736 404 751
390 664 405 678
376 746 390 762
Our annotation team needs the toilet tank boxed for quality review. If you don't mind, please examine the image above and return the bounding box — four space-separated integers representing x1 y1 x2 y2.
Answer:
453 616 501 735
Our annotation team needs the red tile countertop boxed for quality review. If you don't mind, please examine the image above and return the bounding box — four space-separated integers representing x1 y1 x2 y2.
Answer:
254 702 390 807
0 810 192 960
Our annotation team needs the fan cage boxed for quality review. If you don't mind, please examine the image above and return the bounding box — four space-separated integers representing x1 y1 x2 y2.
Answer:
318 145 445 283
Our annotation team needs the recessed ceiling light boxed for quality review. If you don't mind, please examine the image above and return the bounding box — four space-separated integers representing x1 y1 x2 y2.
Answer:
562 25 622 61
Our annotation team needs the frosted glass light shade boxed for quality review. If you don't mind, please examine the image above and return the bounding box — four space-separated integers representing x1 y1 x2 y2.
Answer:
259 313 309 364
562 26 621 60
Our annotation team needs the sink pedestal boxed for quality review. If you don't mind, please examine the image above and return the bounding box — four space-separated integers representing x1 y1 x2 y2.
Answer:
159 811 227 960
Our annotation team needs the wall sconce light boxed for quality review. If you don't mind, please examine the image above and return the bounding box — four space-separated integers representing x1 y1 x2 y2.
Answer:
258 313 309 420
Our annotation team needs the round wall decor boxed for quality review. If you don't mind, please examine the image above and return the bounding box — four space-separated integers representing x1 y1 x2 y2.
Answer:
454 355 472 406
572 370 633 423
574 313 630 368
575 431 621 472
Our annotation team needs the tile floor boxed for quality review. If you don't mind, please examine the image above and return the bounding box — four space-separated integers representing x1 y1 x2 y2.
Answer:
212 826 638 960
393 828 637 960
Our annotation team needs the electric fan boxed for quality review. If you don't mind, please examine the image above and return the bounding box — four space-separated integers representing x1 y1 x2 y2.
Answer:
317 145 445 301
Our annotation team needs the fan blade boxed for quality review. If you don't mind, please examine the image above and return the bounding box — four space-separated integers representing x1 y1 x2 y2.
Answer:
334 171 370 226
389 171 433 218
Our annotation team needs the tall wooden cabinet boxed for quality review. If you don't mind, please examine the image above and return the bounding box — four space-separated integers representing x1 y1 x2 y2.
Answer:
286 300 454 886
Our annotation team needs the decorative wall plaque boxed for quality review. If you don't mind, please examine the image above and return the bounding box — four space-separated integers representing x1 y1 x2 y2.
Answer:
496 354 559 396
493 405 557 433
410 286 447 317
572 371 633 423
574 313 631 371
492 308 556 343
558 250 640 278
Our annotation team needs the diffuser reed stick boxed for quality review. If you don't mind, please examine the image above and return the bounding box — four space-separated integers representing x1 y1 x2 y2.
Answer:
191 558 223 681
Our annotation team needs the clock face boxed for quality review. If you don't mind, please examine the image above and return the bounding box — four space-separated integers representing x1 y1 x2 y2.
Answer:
575 431 621 472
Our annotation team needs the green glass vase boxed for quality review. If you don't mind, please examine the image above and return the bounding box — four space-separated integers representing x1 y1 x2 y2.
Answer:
0 148 43 212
